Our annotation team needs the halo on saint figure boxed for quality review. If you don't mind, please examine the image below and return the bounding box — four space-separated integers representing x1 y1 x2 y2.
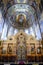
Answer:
16 14 26 23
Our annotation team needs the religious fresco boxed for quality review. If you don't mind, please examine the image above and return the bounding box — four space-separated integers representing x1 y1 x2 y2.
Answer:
6 4 36 29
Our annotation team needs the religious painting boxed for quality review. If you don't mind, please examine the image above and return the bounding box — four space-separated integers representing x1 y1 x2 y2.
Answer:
1 43 7 54
30 43 35 54
37 46 41 54
7 43 13 54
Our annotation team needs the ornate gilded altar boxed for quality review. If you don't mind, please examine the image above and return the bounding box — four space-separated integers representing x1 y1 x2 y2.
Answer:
0 30 43 63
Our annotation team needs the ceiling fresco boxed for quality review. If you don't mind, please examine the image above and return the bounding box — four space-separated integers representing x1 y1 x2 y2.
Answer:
7 4 36 29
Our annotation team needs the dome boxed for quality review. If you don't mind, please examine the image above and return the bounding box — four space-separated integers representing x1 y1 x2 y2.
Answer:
6 4 36 29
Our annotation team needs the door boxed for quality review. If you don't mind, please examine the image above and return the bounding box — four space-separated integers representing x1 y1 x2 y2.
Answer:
17 43 26 61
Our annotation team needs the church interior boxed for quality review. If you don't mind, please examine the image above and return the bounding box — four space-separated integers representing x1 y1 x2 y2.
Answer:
0 0 43 65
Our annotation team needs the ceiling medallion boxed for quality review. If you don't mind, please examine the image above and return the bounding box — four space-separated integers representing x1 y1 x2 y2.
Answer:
17 0 26 3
